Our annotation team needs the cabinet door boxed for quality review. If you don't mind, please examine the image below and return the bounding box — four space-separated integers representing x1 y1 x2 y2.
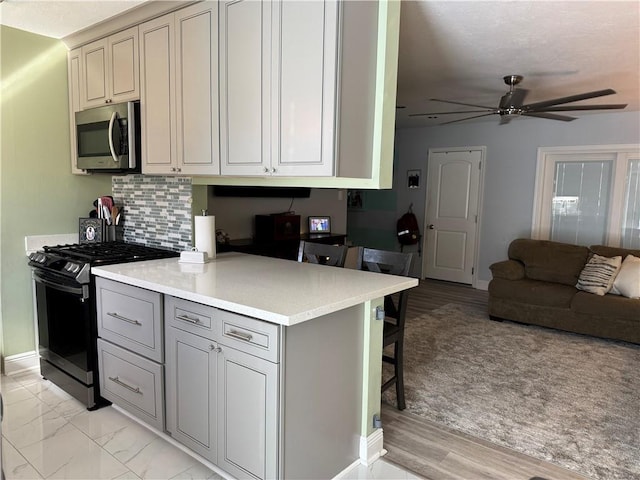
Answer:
165 326 218 463
175 2 220 175
140 14 177 174
217 345 278 480
219 0 271 176
68 48 85 174
80 37 108 109
272 0 338 176
109 26 140 103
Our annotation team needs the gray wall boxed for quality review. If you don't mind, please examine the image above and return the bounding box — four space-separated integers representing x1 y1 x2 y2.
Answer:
207 188 347 240
394 111 640 282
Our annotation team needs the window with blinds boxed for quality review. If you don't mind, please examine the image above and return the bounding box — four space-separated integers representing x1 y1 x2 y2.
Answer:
533 145 640 248
622 158 640 248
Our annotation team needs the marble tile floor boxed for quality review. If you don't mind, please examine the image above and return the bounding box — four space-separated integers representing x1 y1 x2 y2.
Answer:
1 370 420 480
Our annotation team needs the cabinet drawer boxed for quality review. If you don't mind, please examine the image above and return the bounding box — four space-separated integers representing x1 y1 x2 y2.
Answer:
165 296 219 341
96 277 163 362
97 339 164 431
219 310 280 363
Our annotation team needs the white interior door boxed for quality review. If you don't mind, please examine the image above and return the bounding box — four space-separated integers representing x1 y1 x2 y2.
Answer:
423 148 484 284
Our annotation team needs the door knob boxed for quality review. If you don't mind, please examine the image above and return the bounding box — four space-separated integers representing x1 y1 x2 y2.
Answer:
428 224 435 229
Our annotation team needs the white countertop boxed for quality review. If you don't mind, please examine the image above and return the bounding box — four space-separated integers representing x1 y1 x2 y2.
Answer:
92 252 418 326
25 233 78 255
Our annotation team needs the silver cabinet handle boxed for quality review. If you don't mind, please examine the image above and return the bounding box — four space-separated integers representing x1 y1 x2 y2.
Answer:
108 376 142 394
108 312 141 326
176 314 200 324
226 330 253 342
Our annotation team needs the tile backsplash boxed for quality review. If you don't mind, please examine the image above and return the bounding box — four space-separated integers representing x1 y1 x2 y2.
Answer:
112 175 192 251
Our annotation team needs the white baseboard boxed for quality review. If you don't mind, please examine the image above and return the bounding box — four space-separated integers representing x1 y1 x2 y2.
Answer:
4 350 39 375
334 430 385 479
475 279 489 291
359 428 385 466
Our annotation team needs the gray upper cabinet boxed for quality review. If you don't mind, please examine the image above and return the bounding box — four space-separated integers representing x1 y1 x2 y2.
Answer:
140 1 220 175
80 26 139 109
67 47 85 174
66 0 401 185
219 0 338 177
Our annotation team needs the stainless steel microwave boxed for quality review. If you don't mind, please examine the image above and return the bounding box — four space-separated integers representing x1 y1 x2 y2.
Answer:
75 101 140 172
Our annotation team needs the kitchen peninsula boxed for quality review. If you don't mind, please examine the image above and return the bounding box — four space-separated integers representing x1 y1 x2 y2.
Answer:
92 252 417 479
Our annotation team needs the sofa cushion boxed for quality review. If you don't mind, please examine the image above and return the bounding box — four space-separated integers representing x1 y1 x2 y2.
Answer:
572 291 640 322
489 278 577 308
576 254 622 296
611 254 640 298
508 239 590 286
589 245 640 259
489 260 525 280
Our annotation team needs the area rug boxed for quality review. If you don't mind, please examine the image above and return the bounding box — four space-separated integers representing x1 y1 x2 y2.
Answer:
382 303 640 480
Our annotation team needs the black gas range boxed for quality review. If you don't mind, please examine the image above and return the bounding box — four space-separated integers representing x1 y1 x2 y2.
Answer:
28 242 178 409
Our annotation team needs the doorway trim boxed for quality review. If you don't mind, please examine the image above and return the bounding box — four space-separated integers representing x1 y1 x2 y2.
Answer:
421 146 486 288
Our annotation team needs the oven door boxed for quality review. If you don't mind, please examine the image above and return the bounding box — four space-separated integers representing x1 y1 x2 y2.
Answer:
32 269 94 385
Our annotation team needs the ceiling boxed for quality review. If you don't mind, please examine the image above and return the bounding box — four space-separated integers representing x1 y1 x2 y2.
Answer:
1 1 638 128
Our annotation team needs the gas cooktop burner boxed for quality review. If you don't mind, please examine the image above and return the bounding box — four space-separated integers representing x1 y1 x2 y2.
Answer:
30 242 179 285
43 242 179 264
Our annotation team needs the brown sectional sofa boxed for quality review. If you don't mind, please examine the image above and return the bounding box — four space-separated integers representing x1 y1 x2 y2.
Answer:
488 239 640 344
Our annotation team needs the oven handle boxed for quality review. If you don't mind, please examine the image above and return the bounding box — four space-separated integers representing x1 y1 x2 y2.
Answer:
32 272 88 299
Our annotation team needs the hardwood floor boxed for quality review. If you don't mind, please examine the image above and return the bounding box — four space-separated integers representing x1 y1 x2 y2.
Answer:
381 279 590 480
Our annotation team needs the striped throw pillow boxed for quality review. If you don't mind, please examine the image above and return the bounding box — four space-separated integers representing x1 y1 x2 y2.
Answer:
576 254 622 296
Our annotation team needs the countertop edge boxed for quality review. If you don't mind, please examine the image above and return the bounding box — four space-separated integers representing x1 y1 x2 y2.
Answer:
91 267 418 326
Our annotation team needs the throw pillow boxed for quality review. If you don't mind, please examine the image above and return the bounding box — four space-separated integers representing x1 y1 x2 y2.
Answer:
610 254 640 299
576 254 622 296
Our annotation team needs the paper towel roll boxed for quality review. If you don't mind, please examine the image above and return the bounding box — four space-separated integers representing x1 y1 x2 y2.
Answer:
194 215 216 260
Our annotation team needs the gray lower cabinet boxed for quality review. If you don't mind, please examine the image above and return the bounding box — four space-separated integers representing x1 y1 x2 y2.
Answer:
216 344 278 480
165 325 218 462
96 277 165 430
96 281 362 479
165 295 280 479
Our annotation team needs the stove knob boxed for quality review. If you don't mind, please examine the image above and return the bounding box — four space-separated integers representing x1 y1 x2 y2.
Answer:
37 254 47 263
29 253 37 261
67 262 81 274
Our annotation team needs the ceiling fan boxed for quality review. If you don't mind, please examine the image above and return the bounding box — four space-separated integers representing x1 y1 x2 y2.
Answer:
410 75 627 125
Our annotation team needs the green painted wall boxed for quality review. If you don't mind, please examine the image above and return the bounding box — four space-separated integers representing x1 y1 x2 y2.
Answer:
0 26 112 357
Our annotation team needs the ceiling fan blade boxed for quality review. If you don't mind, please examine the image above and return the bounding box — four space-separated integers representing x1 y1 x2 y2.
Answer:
522 89 616 111
409 109 494 117
533 104 627 112
430 98 496 110
522 112 576 122
439 113 497 125
499 88 529 109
